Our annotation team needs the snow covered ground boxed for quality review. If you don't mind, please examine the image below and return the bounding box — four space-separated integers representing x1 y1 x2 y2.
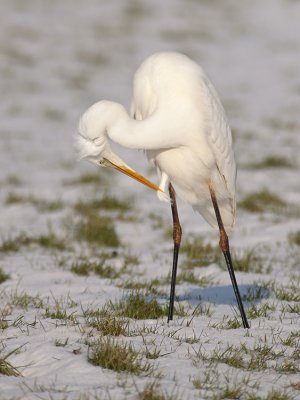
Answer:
0 1 299 399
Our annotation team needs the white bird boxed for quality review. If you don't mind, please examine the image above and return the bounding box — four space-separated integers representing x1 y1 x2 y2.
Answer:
76 52 249 329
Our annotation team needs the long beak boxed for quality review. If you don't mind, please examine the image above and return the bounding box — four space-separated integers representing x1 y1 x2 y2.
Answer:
99 158 163 192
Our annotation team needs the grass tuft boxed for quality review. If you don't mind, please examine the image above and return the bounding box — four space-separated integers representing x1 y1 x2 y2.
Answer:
242 284 270 302
5 192 64 212
65 173 105 186
239 189 286 213
245 155 296 170
247 302 275 319
71 258 120 279
118 279 163 295
88 338 153 375
181 236 220 268
9 290 44 310
272 281 300 302
232 248 264 273
0 348 21 376
139 381 179 400
0 268 10 284
0 232 67 252
288 231 300 246
44 307 77 322
114 292 168 320
87 315 129 336
75 213 120 247
5 175 22 186
74 196 132 215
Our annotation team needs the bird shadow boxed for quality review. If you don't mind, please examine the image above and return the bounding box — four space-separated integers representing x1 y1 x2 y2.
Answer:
176 283 266 307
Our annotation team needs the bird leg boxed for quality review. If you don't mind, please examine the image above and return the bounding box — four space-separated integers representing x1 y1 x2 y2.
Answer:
209 184 250 329
168 183 182 322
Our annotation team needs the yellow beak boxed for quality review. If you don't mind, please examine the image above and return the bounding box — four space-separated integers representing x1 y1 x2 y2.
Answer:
99 158 162 192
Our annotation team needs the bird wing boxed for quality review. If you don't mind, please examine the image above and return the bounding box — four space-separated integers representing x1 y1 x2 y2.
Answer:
202 75 236 198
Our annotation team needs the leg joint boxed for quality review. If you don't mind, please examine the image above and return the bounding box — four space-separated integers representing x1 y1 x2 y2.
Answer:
219 229 229 253
173 223 182 247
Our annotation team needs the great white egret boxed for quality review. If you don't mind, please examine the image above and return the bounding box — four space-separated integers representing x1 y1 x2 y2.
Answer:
76 52 249 329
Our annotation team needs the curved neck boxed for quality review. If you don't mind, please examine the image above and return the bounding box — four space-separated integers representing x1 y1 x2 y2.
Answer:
107 102 183 151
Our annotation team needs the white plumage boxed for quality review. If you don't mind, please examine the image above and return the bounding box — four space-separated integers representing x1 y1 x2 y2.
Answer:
76 51 249 328
77 51 236 231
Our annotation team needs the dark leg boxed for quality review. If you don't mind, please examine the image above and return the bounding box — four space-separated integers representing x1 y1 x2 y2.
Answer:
168 183 182 322
209 185 250 329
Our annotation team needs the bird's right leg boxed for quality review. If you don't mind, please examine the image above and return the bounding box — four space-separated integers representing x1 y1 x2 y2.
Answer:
209 184 250 329
168 183 182 322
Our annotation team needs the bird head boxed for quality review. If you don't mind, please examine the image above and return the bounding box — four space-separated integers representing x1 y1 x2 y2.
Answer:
76 101 162 192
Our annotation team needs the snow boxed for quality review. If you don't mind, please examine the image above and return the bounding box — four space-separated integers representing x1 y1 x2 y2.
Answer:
0 0 300 399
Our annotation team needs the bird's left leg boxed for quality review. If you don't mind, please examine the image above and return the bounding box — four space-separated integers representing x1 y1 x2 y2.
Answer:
209 184 250 329
168 183 182 322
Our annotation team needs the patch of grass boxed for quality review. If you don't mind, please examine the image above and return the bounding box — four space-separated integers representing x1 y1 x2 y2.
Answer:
87 315 129 336
0 232 67 252
149 212 165 230
263 389 296 400
239 189 286 213
88 338 153 375
114 292 168 320
0 348 21 377
0 233 31 252
196 345 245 369
139 381 179 400
34 233 67 250
9 290 44 310
246 343 285 371
85 292 186 322
265 116 298 132
35 199 64 212
232 248 264 273
5 192 64 212
192 303 214 318
0 306 12 330
0 268 10 284
247 302 275 319
44 307 77 322
43 107 65 121
74 196 132 215
70 260 93 276
5 192 26 204
242 284 270 302
275 360 299 374
245 155 296 169
44 295 77 323
144 346 161 360
75 213 120 247
282 303 300 315
290 381 300 391
181 236 220 268
5 175 22 186
272 282 300 302
280 331 300 347
65 172 104 186
176 270 214 287
195 342 287 373
211 315 243 329
94 195 132 212
211 384 243 400
118 279 164 296
289 231 300 246
94 263 120 279
70 258 120 279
